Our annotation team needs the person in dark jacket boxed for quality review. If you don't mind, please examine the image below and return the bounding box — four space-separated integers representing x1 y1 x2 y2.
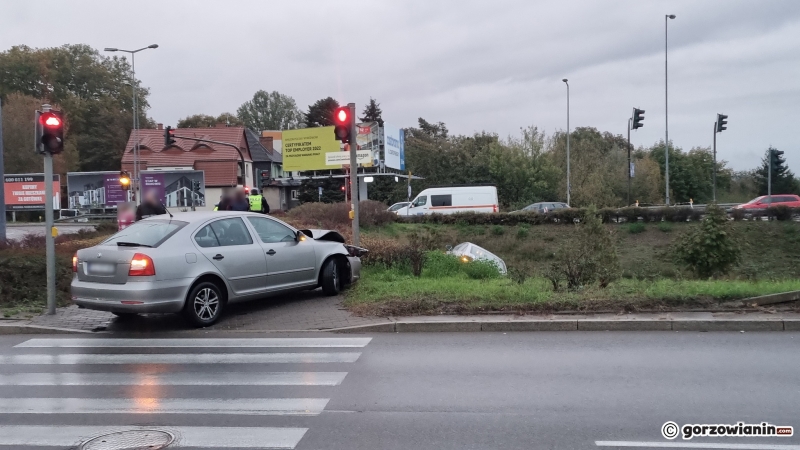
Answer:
229 189 250 211
135 189 167 221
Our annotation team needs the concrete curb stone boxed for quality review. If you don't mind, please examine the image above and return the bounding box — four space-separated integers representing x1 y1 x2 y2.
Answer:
578 320 672 331
672 320 784 332
481 321 578 332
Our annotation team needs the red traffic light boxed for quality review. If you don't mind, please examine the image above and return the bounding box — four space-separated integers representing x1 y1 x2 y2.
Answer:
336 108 348 123
39 112 62 128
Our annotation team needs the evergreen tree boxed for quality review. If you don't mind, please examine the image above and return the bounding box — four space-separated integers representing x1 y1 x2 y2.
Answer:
754 147 797 195
360 98 383 125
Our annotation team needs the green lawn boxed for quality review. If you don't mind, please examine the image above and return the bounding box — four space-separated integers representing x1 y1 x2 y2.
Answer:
345 266 800 316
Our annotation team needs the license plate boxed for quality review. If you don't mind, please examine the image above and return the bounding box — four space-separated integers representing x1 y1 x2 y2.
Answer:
89 263 115 275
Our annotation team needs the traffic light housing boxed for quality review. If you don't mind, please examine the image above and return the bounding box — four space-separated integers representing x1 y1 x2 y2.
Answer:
164 126 176 146
119 171 131 191
333 107 352 144
770 148 785 168
716 114 728 133
259 169 270 187
632 108 645 129
38 110 65 154
191 179 201 192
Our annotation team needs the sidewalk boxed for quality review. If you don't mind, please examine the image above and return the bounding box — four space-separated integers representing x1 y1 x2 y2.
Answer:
2 289 800 334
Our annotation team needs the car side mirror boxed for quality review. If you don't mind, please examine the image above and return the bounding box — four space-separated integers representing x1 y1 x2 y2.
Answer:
296 230 307 242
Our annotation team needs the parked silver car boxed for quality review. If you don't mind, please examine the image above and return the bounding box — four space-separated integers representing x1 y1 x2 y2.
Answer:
71 211 364 327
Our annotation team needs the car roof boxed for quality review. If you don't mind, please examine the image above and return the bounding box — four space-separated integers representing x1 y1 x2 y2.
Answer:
140 211 280 224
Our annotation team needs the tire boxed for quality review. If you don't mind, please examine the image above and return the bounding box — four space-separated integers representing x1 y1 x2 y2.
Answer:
183 281 225 327
320 258 342 296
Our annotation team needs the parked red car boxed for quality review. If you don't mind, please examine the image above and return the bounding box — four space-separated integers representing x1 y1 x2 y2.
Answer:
735 194 800 210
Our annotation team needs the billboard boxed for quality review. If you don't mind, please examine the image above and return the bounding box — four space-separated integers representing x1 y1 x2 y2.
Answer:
3 174 61 211
282 127 371 171
140 170 206 208
67 171 129 209
383 125 406 171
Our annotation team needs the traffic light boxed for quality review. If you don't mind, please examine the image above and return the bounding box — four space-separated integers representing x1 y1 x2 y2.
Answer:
716 114 728 133
632 108 645 129
770 148 785 168
333 107 352 144
259 169 270 187
191 179 201 192
38 110 65 154
119 171 131 191
164 126 176 146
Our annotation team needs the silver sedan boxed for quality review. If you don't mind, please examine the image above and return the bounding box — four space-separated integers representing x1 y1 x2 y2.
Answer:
71 211 364 327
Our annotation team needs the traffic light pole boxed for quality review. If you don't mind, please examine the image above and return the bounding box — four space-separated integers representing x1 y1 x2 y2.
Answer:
348 103 360 246
39 104 57 315
0 99 6 243
768 150 772 207
627 118 632 207
712 121 717 203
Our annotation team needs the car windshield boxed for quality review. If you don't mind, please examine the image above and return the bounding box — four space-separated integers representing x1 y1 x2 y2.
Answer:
745 196 765 204
102 220 187 248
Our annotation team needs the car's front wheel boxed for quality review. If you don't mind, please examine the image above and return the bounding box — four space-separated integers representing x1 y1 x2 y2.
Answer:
183 281 224 327
320 258 342 296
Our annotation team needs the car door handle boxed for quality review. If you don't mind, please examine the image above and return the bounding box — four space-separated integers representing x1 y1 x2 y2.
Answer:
213 254 224 260
266 249 276 256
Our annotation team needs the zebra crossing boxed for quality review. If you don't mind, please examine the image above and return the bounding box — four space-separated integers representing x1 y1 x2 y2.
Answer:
0 336 372 449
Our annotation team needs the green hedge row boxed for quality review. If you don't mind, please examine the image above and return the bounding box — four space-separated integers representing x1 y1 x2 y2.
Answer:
398 205 800 226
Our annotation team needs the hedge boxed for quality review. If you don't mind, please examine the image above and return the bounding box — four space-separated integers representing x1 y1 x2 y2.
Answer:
397 206 800 226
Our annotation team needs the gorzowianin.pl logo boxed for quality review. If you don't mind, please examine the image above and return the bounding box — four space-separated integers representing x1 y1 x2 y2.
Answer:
662 421 793 440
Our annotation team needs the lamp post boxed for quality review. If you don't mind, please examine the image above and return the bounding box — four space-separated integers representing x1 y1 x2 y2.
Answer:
664 14 675 206
562 78 570 206
104 44 158 205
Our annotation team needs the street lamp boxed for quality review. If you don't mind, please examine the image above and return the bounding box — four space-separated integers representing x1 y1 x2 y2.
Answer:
562 78 570 206
664 14 675 205
104 44 159 205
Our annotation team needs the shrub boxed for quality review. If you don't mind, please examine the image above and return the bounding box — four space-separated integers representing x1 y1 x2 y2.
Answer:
675 204 741 278
357 200 398 227
508 266 530 284
422 251 462 278
548 205 620 290
407 229 439 277
516 226 530 239
462 258 502 280
491 225 505 236
627 222 646 234
657 222 673 233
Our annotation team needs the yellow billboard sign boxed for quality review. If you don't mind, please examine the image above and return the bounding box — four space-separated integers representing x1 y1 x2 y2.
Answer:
282 127 342 171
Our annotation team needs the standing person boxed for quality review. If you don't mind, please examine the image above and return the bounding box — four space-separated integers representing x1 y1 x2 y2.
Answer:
135 189 167 221
248 189 270 214
229 189 250 211
215 190 232 211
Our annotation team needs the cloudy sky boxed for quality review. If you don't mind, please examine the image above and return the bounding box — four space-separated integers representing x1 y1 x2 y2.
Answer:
2 0 799 171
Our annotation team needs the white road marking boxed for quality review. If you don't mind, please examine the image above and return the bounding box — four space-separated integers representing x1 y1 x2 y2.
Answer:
0 425 307 448
0 371 348 386
596 441 800 449
0 397 329 415
16 337 372 348
0 352 361 365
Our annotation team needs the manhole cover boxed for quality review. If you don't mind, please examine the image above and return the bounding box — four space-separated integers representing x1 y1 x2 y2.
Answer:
80 430 174 450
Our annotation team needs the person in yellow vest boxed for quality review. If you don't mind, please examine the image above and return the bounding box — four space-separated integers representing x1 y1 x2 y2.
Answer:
248 189 269 214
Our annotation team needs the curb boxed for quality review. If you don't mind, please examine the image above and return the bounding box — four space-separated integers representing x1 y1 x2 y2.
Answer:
0 323 94 335
333 319 797 333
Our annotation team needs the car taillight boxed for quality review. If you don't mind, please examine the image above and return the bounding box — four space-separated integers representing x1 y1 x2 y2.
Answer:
72 254 78 273
493 205 498 213
129 253 155 277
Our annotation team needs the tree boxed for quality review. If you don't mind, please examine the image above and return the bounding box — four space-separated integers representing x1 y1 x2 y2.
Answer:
360 97 383 125
754 147 797 195
237 90 302 131
0 44 151 172
177 114 217 128
304 97 339 128
676 204 740 278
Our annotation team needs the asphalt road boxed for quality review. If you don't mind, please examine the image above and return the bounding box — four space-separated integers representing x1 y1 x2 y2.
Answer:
5 223 94 241
0 332 798 450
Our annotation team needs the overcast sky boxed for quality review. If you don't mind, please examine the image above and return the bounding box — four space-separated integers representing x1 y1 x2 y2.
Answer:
2 0 799 171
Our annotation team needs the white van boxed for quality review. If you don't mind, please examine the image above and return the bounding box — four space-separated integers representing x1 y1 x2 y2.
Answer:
397 186 499 215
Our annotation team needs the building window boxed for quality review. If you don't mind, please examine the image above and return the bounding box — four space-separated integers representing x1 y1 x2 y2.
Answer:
291 190 299 200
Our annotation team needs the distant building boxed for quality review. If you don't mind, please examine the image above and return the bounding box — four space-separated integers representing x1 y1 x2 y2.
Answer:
121 124 297 211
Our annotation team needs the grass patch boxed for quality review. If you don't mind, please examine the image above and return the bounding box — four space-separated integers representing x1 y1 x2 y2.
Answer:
345 266 800 316
627 222 646 234
657 222 673 233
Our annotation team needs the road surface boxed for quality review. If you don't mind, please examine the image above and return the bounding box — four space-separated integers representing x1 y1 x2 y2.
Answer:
0 332 797 449
4 223 94 241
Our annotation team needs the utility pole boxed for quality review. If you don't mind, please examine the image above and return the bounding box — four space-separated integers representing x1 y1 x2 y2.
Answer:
348 103 360 246
562 79 570 205
0 99 6 243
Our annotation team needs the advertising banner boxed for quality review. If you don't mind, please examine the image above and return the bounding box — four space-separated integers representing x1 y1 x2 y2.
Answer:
3 174 61 211
325 150 372 166
282 127 342 171
356 122 381 168
141 170 206 208
67 171 128 209
383 125 406 171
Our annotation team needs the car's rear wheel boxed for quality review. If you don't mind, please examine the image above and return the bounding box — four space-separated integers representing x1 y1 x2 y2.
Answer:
321 258 342 296
183 281 224 327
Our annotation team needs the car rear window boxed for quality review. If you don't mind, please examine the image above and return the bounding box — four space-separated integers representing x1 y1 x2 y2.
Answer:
103 220 187 248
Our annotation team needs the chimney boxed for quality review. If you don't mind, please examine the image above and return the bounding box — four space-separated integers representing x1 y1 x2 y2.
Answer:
214 123 227 128
259 136 274 154
157 123 163 130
